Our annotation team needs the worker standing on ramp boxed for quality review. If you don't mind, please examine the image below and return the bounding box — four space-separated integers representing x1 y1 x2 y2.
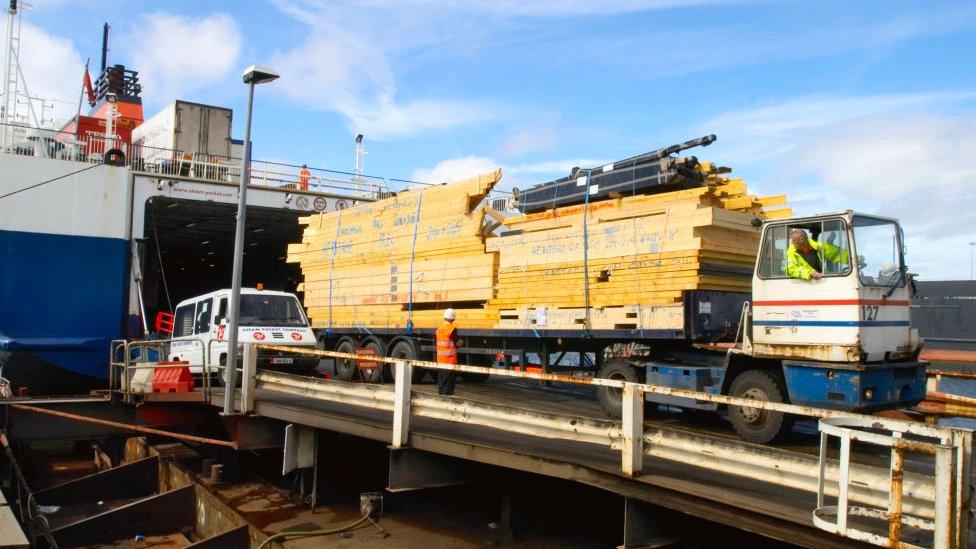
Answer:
435 308 460 395
298 164 314 191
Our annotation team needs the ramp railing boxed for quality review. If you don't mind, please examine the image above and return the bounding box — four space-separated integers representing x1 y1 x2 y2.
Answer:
109 338 209 402
231 343 972 548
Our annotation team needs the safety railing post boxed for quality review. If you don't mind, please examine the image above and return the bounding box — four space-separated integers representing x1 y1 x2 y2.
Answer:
933 445 954 547
240 343 257 414
392 360 412 448
621 383 644 477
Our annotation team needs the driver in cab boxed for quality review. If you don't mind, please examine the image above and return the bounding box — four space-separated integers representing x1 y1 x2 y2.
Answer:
786 228 848 281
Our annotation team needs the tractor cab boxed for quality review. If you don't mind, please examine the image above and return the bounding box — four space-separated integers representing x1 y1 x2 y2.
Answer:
748 211 919 364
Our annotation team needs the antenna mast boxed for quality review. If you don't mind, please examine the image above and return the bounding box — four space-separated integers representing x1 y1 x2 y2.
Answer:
1 1 40 131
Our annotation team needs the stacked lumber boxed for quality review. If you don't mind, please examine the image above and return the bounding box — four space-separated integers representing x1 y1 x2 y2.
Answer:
287 170 501 329
288 162 792 332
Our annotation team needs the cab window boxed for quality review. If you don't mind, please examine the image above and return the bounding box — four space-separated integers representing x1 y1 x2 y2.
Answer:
758 219 851 279
195 298 213 334
852 216 904 286
173 303 195 337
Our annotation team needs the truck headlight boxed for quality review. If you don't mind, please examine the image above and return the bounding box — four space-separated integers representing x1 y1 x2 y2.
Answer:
863 388 874 401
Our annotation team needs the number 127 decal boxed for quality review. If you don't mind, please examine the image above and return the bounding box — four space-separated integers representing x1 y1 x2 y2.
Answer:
862 305 880 321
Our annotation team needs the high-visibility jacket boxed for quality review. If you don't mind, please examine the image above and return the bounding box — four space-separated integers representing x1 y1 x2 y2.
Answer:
298 167 311 191
786 238 849 280
435 321 457 364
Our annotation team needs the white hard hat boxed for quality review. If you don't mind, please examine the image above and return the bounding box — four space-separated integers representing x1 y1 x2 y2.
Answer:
443 308 456 321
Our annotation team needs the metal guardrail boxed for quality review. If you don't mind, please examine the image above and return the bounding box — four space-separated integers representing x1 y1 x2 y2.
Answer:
0 121 393 199
110 338 210 402
238 343 972 548
813 417 967 548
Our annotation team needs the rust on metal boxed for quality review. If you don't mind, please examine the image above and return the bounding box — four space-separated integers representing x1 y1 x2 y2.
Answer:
888 447 905 546
926 369 976 380
919 348 976 364
8 403 238 449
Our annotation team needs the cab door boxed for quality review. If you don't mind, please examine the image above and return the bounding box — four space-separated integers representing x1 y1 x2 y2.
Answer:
750 217 863 362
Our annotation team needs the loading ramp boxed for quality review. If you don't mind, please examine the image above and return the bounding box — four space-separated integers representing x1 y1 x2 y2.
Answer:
187 343 973 548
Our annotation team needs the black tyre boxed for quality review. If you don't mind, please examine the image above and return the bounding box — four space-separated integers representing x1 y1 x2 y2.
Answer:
334 338 358 381
358 338 385 384
727 369 795 444
596 358 638 419
388 339 427 383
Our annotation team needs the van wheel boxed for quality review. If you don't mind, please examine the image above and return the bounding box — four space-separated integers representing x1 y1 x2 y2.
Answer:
358 339 385 383
389 339 427 383
728 369 794 444
334 338 358 381
596 358 638 419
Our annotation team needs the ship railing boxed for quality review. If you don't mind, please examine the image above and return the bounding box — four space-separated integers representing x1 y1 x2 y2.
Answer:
233 343 973 549
0 121 394 200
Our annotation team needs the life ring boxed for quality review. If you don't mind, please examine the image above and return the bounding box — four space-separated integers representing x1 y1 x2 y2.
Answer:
104 148 126 166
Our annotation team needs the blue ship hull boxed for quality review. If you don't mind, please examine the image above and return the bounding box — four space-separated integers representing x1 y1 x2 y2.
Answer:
0 229 129 387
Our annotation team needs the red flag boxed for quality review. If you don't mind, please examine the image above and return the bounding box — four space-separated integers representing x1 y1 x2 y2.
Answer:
83 66 95 106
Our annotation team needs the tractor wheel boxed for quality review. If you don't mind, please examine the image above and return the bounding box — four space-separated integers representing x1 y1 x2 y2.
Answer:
727 369 795 444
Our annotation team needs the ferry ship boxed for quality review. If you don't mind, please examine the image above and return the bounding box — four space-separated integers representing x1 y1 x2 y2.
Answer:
0 12 382 392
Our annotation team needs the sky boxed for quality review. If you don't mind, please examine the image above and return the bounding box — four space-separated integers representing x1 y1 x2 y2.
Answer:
5 0 976 279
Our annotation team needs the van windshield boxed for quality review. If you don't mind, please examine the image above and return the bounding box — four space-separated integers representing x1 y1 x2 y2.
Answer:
239 295 308 328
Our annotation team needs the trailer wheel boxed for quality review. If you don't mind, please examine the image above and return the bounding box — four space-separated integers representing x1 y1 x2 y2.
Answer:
596 358 638 419
728 369 795 444
358 338 385 384
389 339 427 383
334 338 358 381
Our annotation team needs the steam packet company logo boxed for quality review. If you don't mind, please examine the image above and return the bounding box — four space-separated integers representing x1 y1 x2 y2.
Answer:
335 199 348 210
313 196 327 211
252 332 266 341
296 196 310 210
290 332 303 341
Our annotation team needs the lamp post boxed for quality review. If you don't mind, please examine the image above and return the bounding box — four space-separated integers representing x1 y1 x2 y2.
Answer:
223 64 279 415
970 241 975 281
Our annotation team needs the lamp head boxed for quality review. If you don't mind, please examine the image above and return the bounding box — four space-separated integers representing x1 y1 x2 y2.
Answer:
242 65 279 85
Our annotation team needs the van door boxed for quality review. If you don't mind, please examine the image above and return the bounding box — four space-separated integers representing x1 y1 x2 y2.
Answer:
170 301 204 368
191 297 213 369
210 296 229 367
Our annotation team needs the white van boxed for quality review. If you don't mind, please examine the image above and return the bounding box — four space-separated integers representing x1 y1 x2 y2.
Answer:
167 288 318 374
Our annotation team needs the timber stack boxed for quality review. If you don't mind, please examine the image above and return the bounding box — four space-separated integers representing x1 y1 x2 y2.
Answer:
287 141 791 332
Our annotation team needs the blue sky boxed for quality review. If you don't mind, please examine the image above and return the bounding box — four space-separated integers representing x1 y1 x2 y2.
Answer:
8 0 976 278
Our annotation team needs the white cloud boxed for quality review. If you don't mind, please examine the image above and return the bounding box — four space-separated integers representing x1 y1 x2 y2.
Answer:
411 156 499 185
123 13 242 103
270 18 501 140
699 91 976 164
697 92 976 279
498 124 560 158
0 23 85 126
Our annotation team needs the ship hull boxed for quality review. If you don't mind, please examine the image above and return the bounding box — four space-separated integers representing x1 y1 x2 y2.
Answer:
0 229 129 388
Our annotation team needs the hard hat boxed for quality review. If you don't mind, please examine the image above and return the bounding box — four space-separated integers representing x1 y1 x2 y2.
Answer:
443 308 456 321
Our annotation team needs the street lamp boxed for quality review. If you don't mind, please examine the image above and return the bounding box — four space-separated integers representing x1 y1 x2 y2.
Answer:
223 64 279 415
970 241 975 281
